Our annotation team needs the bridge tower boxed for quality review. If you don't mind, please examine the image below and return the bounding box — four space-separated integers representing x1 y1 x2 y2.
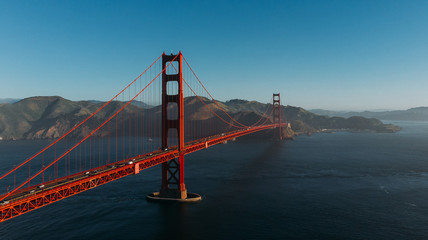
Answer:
273 93 282 140
148 52 201 202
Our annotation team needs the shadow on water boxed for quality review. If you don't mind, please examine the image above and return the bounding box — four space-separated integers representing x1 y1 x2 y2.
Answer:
148 201 189 240
6 122 428 239
143 140 286 240
235 139 285 177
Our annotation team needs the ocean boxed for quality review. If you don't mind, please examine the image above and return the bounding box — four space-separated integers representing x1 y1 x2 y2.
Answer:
1 121 428 239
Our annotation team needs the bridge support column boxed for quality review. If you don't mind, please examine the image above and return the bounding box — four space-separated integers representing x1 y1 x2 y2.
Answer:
273 93 282 140
147 52 201 202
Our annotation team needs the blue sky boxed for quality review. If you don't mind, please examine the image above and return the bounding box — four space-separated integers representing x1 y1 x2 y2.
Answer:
0 0 427 110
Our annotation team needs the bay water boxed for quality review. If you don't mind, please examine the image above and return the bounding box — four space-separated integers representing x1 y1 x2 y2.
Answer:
1 121 428 239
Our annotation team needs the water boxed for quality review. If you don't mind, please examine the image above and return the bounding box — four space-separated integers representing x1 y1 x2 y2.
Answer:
1 121 428 239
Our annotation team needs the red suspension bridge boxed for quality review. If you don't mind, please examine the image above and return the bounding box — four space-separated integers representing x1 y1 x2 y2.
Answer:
0 52 287 222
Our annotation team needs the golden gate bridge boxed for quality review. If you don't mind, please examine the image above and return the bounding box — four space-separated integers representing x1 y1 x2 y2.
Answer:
0 52 287 222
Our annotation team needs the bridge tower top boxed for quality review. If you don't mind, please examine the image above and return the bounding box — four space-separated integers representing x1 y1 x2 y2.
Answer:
161 51 184 151
150 51 204 202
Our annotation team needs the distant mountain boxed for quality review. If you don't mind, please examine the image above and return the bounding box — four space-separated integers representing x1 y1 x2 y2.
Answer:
0 96 399 140
131 100 153 109
0 98 21 104
284 106 399 135
0 96 158 140
85 100 153 109
310 107 428 121
309 109 348 117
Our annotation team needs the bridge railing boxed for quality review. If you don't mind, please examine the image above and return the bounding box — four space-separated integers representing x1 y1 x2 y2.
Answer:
0 53 277 202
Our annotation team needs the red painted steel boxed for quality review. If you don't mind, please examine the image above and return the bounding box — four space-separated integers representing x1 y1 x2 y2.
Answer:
0 55 163 183
135 163 140 174
182 56 248 128
0 58 174 203
0 52 288 222
273 93 282 140
160 52 187 199
0 123 286 222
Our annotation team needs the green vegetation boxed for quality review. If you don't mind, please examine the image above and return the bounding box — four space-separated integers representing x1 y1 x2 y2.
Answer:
285 106 400 135
0 96 400 140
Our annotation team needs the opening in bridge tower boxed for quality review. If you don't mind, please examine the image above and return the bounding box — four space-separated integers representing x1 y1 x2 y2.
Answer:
147 52 201 202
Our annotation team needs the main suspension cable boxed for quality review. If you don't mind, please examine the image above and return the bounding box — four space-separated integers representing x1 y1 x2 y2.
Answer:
0 55 178 202
0 54 163 182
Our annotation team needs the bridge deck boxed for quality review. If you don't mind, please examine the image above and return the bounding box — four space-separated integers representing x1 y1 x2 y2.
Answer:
0 124 284 222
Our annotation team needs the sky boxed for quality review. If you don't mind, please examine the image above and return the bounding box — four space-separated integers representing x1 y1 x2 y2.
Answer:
0 0 427 111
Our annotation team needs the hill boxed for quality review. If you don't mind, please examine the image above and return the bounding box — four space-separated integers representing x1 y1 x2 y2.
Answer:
0 97 400 140
287 107 399 134
310 107 428 121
